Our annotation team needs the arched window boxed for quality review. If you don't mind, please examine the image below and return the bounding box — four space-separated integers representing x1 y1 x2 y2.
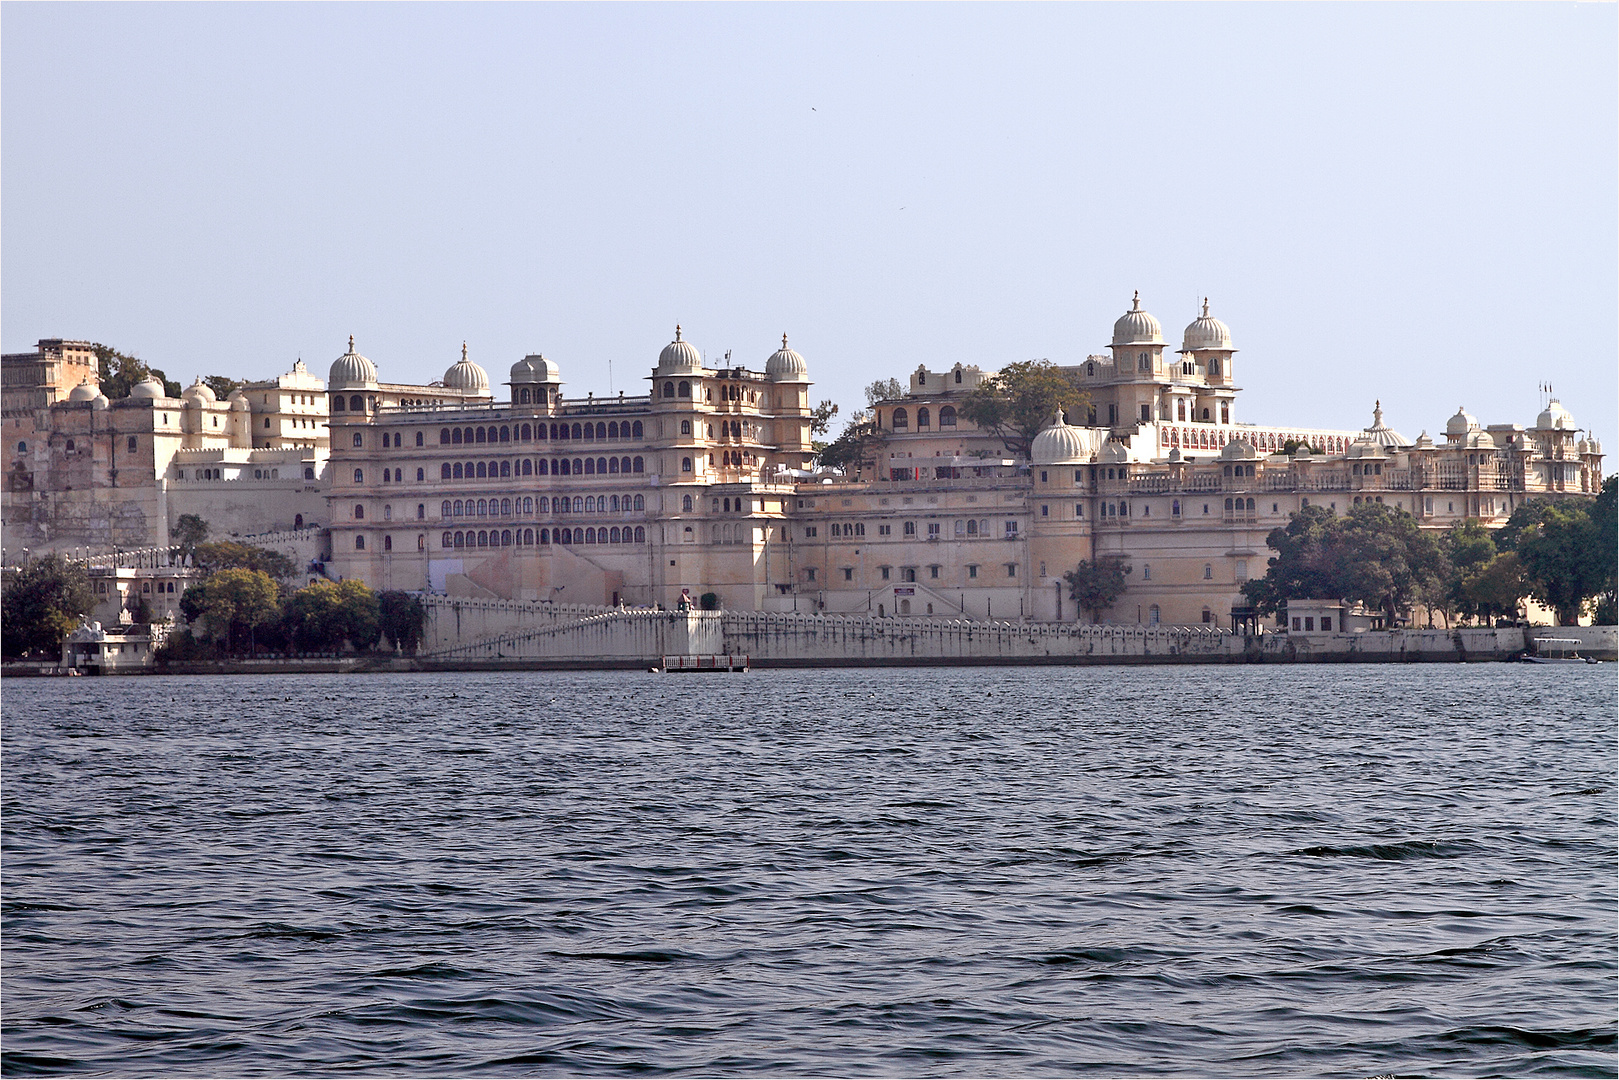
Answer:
349 395 363 411
680 419 691 435
1246 497 1256 511
572 496 583 512
608 421 619 440
519 388 531 404
473 462 485 479
633 456 644 473
682 494 694 512
917 407 930 429
561 528 573 544
583 424 594 441
596 457 607 474
354 468 364 483
585 496 597 512
606 526 618 543
558 459 570 475
595 423 606 440
538 459 549 476
539 497 551 513
571 424 582 439
634 526 646 543
540 528 550 544
499 498 511 515
453 500 464 516
356 535 366 549
500 426 510 442
608 456 619 474
523 496 533 513
939 405 957 428
1225 498 1234 511
892 407 908 430
453 428 465 444
333 396 346 411
584 458 595 475
442 531 453 547
383 535 393 552
414 467 424 482
682 457 693 472
442 500 452 517
633 421 643 438
499 460 510 477
451 463 462 479
664 381 675 397
501 529 512 546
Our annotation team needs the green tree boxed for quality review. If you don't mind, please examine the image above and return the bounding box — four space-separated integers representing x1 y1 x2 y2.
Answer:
956 360 1089 460
192 541 297 584
1515 500 1603 625
1064 556 1132 622
1593 476 1617 623
283 579 380 653
202 375 241 400
863 378 906 407
174 514 210 556
378 590 427 653
815 412 886 476
1 555 97 658
1243 503 1449 625
180 567 280 653
1460 551 1528 625
809 399 839 444
93 343 180 399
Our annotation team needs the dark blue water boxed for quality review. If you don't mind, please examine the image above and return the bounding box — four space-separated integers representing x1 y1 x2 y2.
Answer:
4 666 1615 1077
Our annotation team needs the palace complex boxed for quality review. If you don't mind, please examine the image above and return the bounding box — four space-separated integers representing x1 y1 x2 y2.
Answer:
3 296 1604 627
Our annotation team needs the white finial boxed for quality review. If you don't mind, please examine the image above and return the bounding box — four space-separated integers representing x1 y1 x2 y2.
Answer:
1132 290 1141 311
348 334 354 353
675 324 682 342
782 333 789 349
462 341 468 362
1202 297 1210 317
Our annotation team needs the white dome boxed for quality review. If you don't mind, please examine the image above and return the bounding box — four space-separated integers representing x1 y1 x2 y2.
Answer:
230 395 251 412
658 325 702 372
1111 291 1164 347
182 379 216 405
68 380 100 403
444 343 489 392
1536 398 1576 431
765 334 808 382
329 336 378 389
1465 430 1497 450
1180 298 1234 352
129 377 165 400
1031 409 1093 465
1099 441 1130 464
1445 406 1479 436
91 393 109 411
509 354 561 384
1220 438 1260 460
1360 400 1409 448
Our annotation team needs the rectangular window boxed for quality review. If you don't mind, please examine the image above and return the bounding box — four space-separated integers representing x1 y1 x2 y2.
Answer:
878 524 891 536
968 565 978 578
842 568 853 581
1076 504 1084 518
1305 617 1315 631
127 436 137 453
1006 563 1017 578
880 566 891 580
1040 505 1049 517
806 568 816 582
929 565 940 579
1004 521 1018 537
1236 559 1248 582
927 523 940 538
1293 617 1302 631
1321 616 1333 632
805 526 817 537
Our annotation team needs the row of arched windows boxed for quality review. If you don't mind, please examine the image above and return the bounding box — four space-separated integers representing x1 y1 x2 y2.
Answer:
1225 497 1257 512
436 456 646 480
440 526 647 549
438 494 646 518
888 406 957 431
438 420 643 445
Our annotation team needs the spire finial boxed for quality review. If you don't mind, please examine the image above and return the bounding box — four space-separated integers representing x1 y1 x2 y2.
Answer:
348 334 354 353
782 333 789 349
675 324 682 342
1132 290 1141 310
1202 297 1210 317
1373 399 1383 425
462 341 468 362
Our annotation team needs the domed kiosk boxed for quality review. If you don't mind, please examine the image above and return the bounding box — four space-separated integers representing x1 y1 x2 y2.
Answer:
444 343 490 394
766 334 808 383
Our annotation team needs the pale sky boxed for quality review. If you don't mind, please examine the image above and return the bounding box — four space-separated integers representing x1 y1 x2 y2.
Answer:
5 3 1615 452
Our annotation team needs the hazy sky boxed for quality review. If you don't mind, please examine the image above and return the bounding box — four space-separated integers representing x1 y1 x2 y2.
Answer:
5 3 1614 451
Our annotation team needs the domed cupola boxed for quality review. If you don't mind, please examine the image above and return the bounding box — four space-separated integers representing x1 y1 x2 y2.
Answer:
1180 298 1235 353
1445 406 1480 439
1031 409 1096 465
1536 398 1576 431
658 325 703 373
766 334 808 382
509 356 538 384
329 336 379 390
444 342 490 393
510 353 562 385
182 378 217 405
1111 291 1164 347
68 380 100 403
129 377 165 400
1219 438 1260 461
1359 400 1410 448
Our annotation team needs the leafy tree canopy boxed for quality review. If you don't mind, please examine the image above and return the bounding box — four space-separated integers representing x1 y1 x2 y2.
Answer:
378 591 428 653
179 567 280 653
864 379 906 407
1 555 97 658
283 579 380 653
202 376 242 400
192 541 297 584
809 399 839 441
815 412 885 475
1243 503 1450 623
93 344 181 399
956 360 1089 460
1514 499 1605 625
174 514 210 553
1064 556 1132 622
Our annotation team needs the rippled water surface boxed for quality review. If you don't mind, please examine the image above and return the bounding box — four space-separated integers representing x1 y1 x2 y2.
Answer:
4 666 1615 1076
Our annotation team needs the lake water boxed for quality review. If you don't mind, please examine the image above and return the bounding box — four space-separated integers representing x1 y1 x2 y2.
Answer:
3 665 1615 1077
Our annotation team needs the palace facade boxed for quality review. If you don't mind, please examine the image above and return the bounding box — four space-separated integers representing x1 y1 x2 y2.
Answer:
319 298 1603 625
5 296 1604 627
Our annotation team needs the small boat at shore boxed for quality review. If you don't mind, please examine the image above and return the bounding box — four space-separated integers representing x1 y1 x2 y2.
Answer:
1520 638 1600 664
